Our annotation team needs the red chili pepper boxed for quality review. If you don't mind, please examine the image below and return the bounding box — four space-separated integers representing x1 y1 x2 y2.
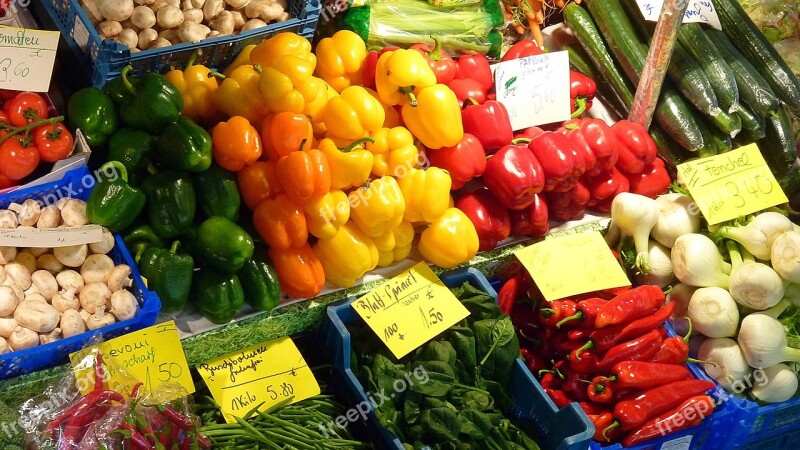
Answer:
588 375 614 403
579 401 608 416
527 132 584 192
448 78 487 104
525 350 549 375
411 37 458 85
563 370 590 402
613 302 676 344
461 99 513 153
130 382 144 398
622 395 714 446
614 387 639 402
613 379 715 431
540 300 577 327
540 372 561 389
592 412 622 443
569 348 600 374
545 180 590 222
428 133 486 190
158 404 195 429
501 39 545 61
649 318 693 365
611 361 692 390
568 328 590 342
556 298 608 328
483 141 545 210
508 193 549 237
454 54 493 92
544 388 573 408
63 404 112 444
46 390 125 436
498 276 522 315
625 157 671 199
610 120 658 174
596 329 663 373
455 188 511 251
123 422 153 450
584 166 630 214
562 118 618 176
595 285 666 328
569 71 597 118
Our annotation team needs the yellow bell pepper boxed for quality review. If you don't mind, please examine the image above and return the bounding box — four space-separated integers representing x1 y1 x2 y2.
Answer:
312 81 340 137
303 190 350 240
319 137 375 190
398 167 452 223
224 44 256 76
418 208 479 269
375 221 414 267
314 30 367 92
258 56 314 114
401 84 464 149
165 56 220 124
213 64 269 125
349 176 405 237
313 222 379 287
364 88 402 128
299 76 331 121
366 126 423 178
250 32 316 71
323 85 385 141
375 49 437 106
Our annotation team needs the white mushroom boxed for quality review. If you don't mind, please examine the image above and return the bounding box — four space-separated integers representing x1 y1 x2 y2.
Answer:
55 197 70 211
209 10 235 35
8 286 23 304
8 326 38 350
130 5 157 28
207 30 220 39
138 28 158 50
79 309 91 324
277 11 289 21
231 10 245 29
86 307 116 330
135 0 155 5
178 21 210 43
245 0 286 21
60 310 86 338
79 282 112 314
60 200 89 227
36 206 61 229
0 336 9 354
98 20 123 38
24 293 48 304
5 262 32 290
81 254 115 284
54 244 88 268
37 254 64 275
203 0 224 21
27 247 50 258
149 37 172 48
52 288 80 313
0 247 16 264
0 286 21 317
98 0 135 21
191 0 205 7
82 0 106 24
110 290 138 321
89 228 115 255
183 8 203 23
13 252 38 275
40 328 62 345
157 4 184 28
116 29 139 50
0 210 18 229
225 0 250 8
166 0 180 6
158 28 179 41
0 317 17 338
56 270 85 292
0 266 6 285
241 18 266 31
149 0 167 10
8 200 41 227
107 265 134 292
31 271 58 302
14 301 59 333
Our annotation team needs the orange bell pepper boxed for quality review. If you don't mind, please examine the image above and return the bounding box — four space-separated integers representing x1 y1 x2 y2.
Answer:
276 149 331 204
250 32 317 71
212 116 262 171
237 161 282 210
261 112 314 162
269 243 325 298
252 193 308 250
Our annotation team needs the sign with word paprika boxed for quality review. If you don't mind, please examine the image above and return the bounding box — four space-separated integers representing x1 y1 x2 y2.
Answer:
197 337 320 423
0 27 60 92
514 231 631 301
70 321 194 401
676 143 788 225
352 262 470 359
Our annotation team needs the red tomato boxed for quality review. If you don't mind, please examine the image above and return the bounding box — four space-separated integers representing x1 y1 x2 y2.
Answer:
0 138 39 180
0 110 9 123
0 89 14 101
33 123 74 162
0 173 13 190
4 92 48 127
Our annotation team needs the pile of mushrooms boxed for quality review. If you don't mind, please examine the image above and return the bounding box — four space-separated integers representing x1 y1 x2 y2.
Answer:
0 199 139 355
80 0 291 51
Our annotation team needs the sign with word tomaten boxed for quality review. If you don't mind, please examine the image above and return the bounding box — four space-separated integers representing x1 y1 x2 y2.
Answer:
197 337 320 423
677 143 788 225
0 26 60 92
352 262 470 359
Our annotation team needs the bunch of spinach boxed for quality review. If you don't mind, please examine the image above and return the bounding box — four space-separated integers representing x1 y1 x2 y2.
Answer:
349 282 541 450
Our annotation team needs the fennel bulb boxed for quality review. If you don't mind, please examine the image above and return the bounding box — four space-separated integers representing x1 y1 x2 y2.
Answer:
771 231 800 284
717 212 793 261
698 337 751 392
651 193 701 248
727 241 785 310
634 241 675 288
607 193 659 274
687 287 739 338
751 363 799 403
738 313 800 368
668 284 698 335
671 234 731 288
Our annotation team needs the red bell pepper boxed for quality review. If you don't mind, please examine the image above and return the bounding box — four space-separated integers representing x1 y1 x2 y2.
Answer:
515 126 546 140
546 181 590 222
562 118 618 176
611 120 658 174
362 46 398 90
448 78 487 104
411 37 458 85
455 54 493 92
484 142 545 210
455 188 511 251
626 157 671 198
501 39 545 61
527 132 584 192
427 133 486 190
570 71 597 118
584 167 630 214
462 99 513 153
508 193 549 237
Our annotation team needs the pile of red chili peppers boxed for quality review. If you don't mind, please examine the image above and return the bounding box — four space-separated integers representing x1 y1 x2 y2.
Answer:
42 353 211 450
498 271 718 446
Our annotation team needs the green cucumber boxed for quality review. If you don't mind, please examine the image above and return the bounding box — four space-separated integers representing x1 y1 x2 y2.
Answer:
707 29 781 117
735 102 766 141
712 0 800 116
584 0 704 152
759 106 797 179
563 42 598 79
562 42 629 119
649 125 689 169
697 115 733 156
677 23 740 114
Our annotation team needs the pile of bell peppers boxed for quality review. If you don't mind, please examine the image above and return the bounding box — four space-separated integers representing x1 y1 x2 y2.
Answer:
497 268 718 446
71 66 280 325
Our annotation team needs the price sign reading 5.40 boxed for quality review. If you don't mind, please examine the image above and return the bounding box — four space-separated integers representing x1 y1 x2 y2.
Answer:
677 143 788 225
0 27 60 92
353 262 470 359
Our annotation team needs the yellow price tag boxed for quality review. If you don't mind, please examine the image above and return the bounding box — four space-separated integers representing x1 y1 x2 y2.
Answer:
197 337 320 423
514 231 630 301
70 321 194 400
677 143 788 225
352 262 470 359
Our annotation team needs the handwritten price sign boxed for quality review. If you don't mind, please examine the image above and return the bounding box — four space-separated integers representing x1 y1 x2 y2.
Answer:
353 262 470 359
197 337 320 423
0 224 103 247
0 27 59 92
677 143 788 224
636 0 721 30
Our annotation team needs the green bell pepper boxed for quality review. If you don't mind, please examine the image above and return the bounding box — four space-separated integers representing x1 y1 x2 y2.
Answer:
141 170 196 239
67 87 118 147
191 269 245 324
238 246 280 312
195 216 254 272
116 65 184 134
124 224 166 249
108 128 156 186
137 241 194 312
86 162 146 231
192 163 241 222
156 116 212 173
103 68 137 104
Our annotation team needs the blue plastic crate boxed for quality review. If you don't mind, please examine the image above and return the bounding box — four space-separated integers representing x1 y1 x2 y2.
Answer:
0 165 160 380
321 267 594 450
733 397 800 450
38 0 320 87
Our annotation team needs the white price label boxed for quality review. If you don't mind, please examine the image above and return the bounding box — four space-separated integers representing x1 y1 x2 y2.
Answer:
0 27 60 92
637 0 721 30
0 224 103 248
